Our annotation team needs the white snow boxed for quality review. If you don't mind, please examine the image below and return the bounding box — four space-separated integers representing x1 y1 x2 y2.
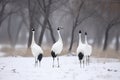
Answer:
15 44 27 49
0 52 5 57
0 56 120 80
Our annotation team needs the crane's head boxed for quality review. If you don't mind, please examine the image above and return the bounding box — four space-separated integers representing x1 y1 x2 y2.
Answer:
32 27 35 31
85 32 87 35
79 30 81 33
57 26 63 30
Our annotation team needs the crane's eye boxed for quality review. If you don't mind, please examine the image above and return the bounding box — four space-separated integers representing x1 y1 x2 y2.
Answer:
57 27 60 30
32 27 35 31
79 30 81 33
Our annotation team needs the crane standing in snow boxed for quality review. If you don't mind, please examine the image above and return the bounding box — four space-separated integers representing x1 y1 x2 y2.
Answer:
77 30 85 67
31 27 44 67
84 32 92 65
51 27 63 68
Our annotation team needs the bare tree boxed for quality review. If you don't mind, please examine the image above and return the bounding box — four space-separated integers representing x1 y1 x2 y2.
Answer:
115 32 119 51
68 0 84 52
7 14 12 45
37 0 69 46
103 17 120 51
27 0 68 47
0 0 8 27
67 0 96 52
27 0 37 47
37 0 52 46
47 19 56 43
4 0 26 47
0 0 19 28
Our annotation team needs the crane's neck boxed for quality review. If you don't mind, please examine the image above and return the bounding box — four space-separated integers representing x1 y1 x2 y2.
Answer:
32 31 35 44
85 35 88 44
57 30 62 42
78 33 82 45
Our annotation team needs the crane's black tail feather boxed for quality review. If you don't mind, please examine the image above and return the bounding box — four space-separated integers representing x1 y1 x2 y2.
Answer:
78 52 84 60
37 54 43 62
51 51 57 58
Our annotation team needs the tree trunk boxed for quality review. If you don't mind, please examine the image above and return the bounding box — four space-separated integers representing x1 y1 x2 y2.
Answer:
115 33 119 51
27 23 33 48
38 16 48 46
68 0 85 52
38 0 52 46
7 14 12 45
68 27 75 52
14 21 23 45
103 25 112 51
27 0 33 48
0 1 6 28
103 29 109 51
47 19 56 43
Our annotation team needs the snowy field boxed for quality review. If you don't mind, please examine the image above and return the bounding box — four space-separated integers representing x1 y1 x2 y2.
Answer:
0 56 120 80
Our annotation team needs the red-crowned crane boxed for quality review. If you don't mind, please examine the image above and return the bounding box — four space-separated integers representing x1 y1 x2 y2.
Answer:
31 27 43 67
76 30 85 67
84 32 92 65
51 27 63 68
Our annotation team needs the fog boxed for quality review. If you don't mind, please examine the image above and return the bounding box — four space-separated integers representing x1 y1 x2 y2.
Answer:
0 0 120 57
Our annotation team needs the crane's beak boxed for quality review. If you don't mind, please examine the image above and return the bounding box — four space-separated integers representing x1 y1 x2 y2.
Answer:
59 26 63 29
85 32 87 35
57 26 63 30
32 27 35 31
79 30 81 33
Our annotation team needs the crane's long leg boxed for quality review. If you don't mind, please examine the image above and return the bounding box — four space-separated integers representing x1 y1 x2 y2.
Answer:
86 56 87 66
88 56 90 65
83 60 84 68
80 60 81 68
57 57 60 68
38 61 41 67
35 57 38 67
52 58 55 68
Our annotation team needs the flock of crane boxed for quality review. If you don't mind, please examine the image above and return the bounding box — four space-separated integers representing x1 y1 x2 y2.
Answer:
31 27 92 68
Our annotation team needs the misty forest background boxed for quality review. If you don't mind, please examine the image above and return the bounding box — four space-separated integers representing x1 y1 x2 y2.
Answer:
0 0 120 58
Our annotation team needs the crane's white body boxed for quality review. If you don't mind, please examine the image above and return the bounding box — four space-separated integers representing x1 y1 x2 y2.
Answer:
76 33 85 55
31 31 43 63
31 43 43 57
84 34 92 56
84 32 92 65
76 31 86 67
85 44 92 56
51 30 63 55
51 28 63 68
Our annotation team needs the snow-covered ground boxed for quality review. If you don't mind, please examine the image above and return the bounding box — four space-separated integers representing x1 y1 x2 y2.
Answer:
0 52 5 57
0 56 120 80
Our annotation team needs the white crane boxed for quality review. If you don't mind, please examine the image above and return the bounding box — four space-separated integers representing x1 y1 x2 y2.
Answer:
76 30 85 67
84 32 92 65
51 27 63 68
31 27 43 67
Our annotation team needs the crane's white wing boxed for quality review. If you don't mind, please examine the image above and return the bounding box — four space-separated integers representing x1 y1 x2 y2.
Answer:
31 43 43 57
84 44 92 56
87 45 92 56
51 41 63 55
76 44 85 55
